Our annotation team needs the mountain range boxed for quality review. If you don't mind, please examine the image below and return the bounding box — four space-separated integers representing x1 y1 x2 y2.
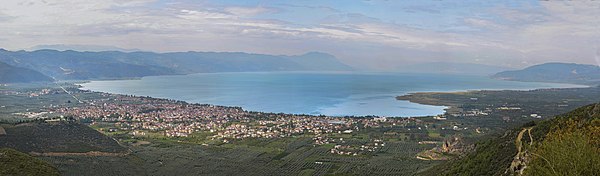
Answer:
3 48 600 86
398 62 511 76
0 61 53 83
493 62 600 85
0 49 353 80
29 44 143 53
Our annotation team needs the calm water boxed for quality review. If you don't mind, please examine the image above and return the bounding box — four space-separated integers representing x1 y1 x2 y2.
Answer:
78 72 584 117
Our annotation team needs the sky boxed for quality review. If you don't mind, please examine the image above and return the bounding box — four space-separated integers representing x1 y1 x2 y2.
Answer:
1 0 599 70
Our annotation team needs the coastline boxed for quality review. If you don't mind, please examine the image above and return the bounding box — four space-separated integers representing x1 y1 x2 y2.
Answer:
74 72 591 118
396 80 589 108
393 79 589 117
396 83 594 118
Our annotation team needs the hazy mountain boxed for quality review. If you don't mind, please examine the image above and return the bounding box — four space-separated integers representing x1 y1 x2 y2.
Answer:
493 62 600 85
30 44 143 52
0 49 177 80
286 52 354 71
0 49 353 80
0 61 53 83
398 62 511 76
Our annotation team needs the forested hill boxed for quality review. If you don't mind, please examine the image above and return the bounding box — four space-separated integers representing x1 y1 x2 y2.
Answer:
0 148 60 176
420 103 600 176
492 63 600 85
0 61 53 83
0 49 353 80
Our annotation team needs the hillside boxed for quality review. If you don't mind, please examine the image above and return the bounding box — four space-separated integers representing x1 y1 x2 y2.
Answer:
493 63 600 85
0 121 127 154
0 148 60 176
0 61 53 83
420 103 600 176
0 49 353 80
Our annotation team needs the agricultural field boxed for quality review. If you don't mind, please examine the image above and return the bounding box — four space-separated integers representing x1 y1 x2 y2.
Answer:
38 136 441 175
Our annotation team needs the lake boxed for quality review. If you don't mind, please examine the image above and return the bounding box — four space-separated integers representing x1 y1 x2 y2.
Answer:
78 72 584 117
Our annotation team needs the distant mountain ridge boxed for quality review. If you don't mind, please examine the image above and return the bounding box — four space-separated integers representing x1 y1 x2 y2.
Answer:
398 62 511 76
0 49 353 80
30 44 143 52
493 62 600 85
0 61 53 83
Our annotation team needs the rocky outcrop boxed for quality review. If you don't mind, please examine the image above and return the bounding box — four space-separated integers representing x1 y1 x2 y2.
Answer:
417 136 472 160
441 136 464 153
506 127 533 175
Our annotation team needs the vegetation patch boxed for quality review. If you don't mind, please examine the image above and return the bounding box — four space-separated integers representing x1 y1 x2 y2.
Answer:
0 148 60 176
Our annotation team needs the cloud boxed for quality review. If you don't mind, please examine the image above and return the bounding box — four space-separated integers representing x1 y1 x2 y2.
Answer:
0 0 599 70
275 3 340 13
224 6 277 16
463 18 504 30
0 12 15 22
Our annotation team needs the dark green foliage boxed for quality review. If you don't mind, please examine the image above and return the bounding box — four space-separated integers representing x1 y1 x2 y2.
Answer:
525 132 600 176
524 103 600 176
0 122 127 153
522 121 536 127
0 148 60 176
423 103 600 176
419 130 518 176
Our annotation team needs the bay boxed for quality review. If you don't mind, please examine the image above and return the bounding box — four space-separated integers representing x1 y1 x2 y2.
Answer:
78 72 585 117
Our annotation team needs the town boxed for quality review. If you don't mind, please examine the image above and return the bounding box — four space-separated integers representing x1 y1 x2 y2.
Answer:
49 91 418 148
5 84 599 163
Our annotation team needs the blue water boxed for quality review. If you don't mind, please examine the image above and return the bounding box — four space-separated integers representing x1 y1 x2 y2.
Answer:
78 72 585 117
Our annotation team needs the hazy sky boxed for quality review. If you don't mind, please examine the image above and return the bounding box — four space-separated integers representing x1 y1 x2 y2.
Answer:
1 0 599 70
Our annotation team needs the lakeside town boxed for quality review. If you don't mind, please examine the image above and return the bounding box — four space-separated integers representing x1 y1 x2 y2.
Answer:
5 83 599 161
45 90 420 146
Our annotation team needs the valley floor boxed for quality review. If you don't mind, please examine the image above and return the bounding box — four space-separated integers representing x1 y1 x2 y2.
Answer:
1 83 599 175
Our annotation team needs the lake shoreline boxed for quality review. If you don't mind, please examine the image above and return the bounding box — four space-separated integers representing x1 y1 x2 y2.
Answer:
75 72 589 118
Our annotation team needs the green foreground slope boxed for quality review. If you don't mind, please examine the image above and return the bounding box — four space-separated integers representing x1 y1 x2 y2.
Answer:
0 148 60 176
523 102 600 175
421 103 600 176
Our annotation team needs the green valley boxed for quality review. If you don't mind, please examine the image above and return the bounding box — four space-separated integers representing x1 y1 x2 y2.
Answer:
1 82 599 175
